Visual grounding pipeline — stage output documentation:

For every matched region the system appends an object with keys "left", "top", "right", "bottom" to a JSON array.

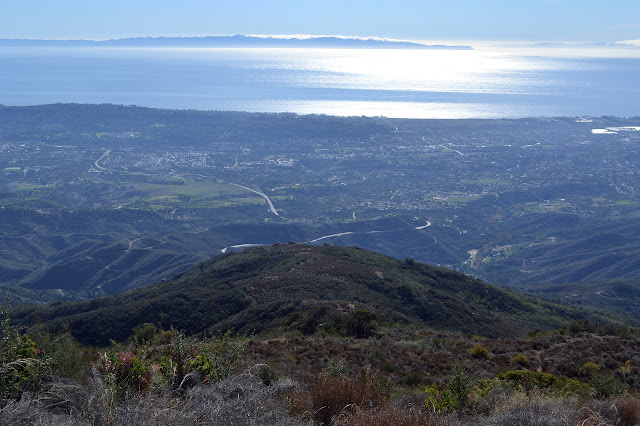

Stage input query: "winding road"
[
  {"left": 92, "top": 153, "right": 278, "bottom": 216},
  {"left": 94, "top": 150, "right": 110, "bottom": 171},
  {"left": 220, "top": 219, "right": 432, "bottom": 253},
  {"left": 224, "top": 182, "right": 279, "bottom": 216},
  {"left": 308, "top": 230, "right": 383, "bottom": 244}
]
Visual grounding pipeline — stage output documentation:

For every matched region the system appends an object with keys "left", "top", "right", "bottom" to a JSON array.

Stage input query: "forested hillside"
[{"left": 12, "top": 244, "right": 586, "bottom": 346}]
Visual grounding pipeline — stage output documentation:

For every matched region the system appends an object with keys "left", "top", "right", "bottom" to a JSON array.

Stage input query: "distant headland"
[{"left": 0, "top": 34, "right": 473, "bottom": 50}]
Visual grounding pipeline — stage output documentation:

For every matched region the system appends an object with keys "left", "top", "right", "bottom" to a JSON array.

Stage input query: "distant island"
[{"left": 0, "top": 34, "right": 473, "bottom": 50}]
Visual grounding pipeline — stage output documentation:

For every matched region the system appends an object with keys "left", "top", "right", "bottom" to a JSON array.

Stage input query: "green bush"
[
  {"left": 471, "top": 344, "right": 489, "bottom": 359},
  {"left": 555, "top": 378, "right": 591, "bottom": 398},
  {"left": 284, "top": 307, "right": 348, "bottom": 336},
  {"left": 28, "top": 324, "right": 87, "bottom": 381},
  {"left": 448, "top": 362, "right": 472, "bottom": 409},
  {"left": 425, "top": 362, "right": 471, "bottom": 412},
  {"left": 132, "top": 323, "right": 162, "bottom": 346},
  {"left": 497, "top": 370, "right": 557, "bottom": 392},
  {"left": 192, "top": 330, "right": 248, "bottom": 383},
  {"left": 146, "top": 328, "right": 249, "bottom": 392},
  {"left": 0, "top": 309, "right": 47, "bottom": 403},
  {"left": 424, "top": 382, "right": 455, "bottom": 413},
  {"left": 95, "top": 350, "right": 151, "bottom": 401},
  {"left": 348, "top": 310, "right": 378, "bottom": 338},
  {"left": 510, "top": 353, "right": 531, "bottom": 368},
  {"left": 589, "top": 370, "right": 626, "bottom": 399},
  {"left": 160, "top": 328, "right": 196, "bottom": 391},
  {"left": 579, "top": 361, "right": 600, "bottom": 376},
  {"left": 284, "top": 307, "right": 378, "bottom": 338},
  {"left": 256, "top": 364, "right": 278, "bottom": 387}
]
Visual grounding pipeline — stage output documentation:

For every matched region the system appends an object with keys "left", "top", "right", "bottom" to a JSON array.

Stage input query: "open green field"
[
  {"left": 445, "top": 195, "right": 483, "bottom": 204},
  {"left": 127, "top": 180, "right": 264, "bottom": 209},
  {"left": 138, "top": 181, "right": 245, "bottom": 197},
  {"left": 463, "top": 178, "right": 509, "bottom": 186}
]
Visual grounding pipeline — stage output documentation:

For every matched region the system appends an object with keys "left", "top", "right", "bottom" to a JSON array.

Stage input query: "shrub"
[
  {"left": 579, "top": 361, "right": 600, "bottom": 377},
  {"left": 322, "top": 357, "right": 348, "bottom": 378},
  {"left": 471, "top": 345, "right": 489, "bottom": 359},
  {"left": 192, "top": 330, "right": 248, "bottom": 384},
  {"left": 555, "top": 378, "right": 591, "bottom": 398},
  {"left": 159, "top": 328, "right": 196, "bottom": 391},
  {"left": 617, "top": 397, "right": 640, "bottom": 426},
  {"left": 348, "top": 310, "right": 378, "bottom": 338},
  {"left": 0, "top": 309, "right": 47, "bottom": 403},
  {"left": 95, "top": 350, "right": 151, "bottom": 401},
  {"left": 510, "top": 354, "right": 531, "bottom": 368},
  {"left": 576, "top": 399, "right": 627, "bottom": 425},
  {"left": 424, "top": 382, "right": 455, "bottom": 413},
  {"left": 425, "top": 362, "right": 472, "bottom": 412},
  {"left": 256, "top": 364, "right": 278, "bottom": 387},
  {"left": 132, "top": 323, "right": 161, "bottom": 346},
  {"left": 589, "top": 371, "right": 626, "bottom": 399},
  {"left": 497, "top": 370, "right": 557, "bottom": 392},
  {"left": 397, "top": 284, "right": 416, "bottom": 302},
  {"left": 565, "top": 319, "right": 639, "bottom": 339},
  {"left": 28, "top": 325, "right": 87, "bottom": 381},
  {"left": 284, "top": 307, "right": 352, "bottom": 336},
  {"left": 448, "top": 362, "right": 472, "bottom": 410},
  {"left": 312, "top": 366, "right": 392, "bottom": 425},
  {"left": 405, "top": 372, "right": 424, "bottom": 388}
]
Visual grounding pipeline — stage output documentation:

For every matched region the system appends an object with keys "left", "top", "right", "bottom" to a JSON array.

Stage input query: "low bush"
[
  {"left": 311, "top": 366, "right": 392, "bottom": 425},
  {"left": 322, "top": 357, "right": 348, "bottom": 378},
  {"left": 554, "top": 378, "right": 591, "bottom": 398},
  {"left": 256, "top": 364, "right": 279, "bottom": 387},
  {"left": 405, "top": 371, "right": 424, "bottom": 387},
  {"left": 131, "top": 322, "right": 162, "bottom": 346},
  {"left": 496, "top": 370, "right": 557, "bottom": 393},
  {"left": 28, "top": 325, "right": 88, "bottom": 381},
  {"left": 425, "top": 382, "right": 456, "bottom": 413},
  {"left": 348, "top": 310, "right": 378, "bottom": 338},
  {"left": 191, "top": 329, "right": 248, "bottom": 384},
  {"left": 283, "top": 307, "right": 379, "bottom": 338},
  {"left": 0, "top": 309, "right": 47, "bottom": 404},
  {"left": 449, "top": 362, "right": 472, "bottom": 410},
  {"left": 471, "top": 345, "right": 489, "bottom": 359},
  {"left": 425, "top": 362, "right": 472, "bottom": 412},
  {"left": 589, "top": 370, "right": 626, "bottom": 399},
  {"left": 579, "top": 361, "right": 600, "bottom": 377},
  {"left": 617, "top": 397, "right": 640, "bottom": 426},
  {"left": 95, "top": 350, "right": 151, "bottom": 402},
  {"left": 510, "top": 354, "right": 531, "bottom": 368}
]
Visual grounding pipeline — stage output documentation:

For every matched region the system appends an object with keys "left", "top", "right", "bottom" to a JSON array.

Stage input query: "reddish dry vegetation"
[
  {"left": 278, "top": 365, "right": 640, "bottom": 425},
  {"left": 248, "top": 328, "right": 640, "bottom": 390}
]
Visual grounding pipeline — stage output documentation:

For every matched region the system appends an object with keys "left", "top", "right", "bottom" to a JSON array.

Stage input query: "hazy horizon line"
[{"left": 1, "top": 33, "right": 638, "bottom": 47}]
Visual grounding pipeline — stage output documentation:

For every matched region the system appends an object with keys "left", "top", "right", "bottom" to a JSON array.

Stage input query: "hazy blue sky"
[{"left": 2, "top": 0, "right": 639, "bottom": 42}]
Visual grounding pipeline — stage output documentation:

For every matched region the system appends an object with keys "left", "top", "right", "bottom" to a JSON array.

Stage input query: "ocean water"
[{"left": 1, "top": 46, "right": 639, "bottom": 118}]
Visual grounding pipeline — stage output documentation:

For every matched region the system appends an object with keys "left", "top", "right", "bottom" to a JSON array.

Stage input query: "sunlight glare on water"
[
  {"left": 247, "top": 48, "right": 568, "bottom": 95},
  {"left": 1, "top": 45, "right": 639, "bottom": 118},
  {"left": 221, "top": 99, "right": 544, "bottom": 119}
]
